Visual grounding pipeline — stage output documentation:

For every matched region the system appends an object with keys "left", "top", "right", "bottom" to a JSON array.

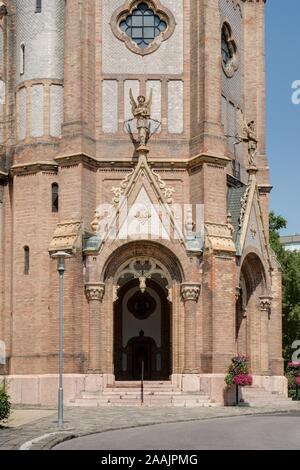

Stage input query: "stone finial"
[
  {"left": 181, "top": 283, "right": 201, "bottom": 302},
  {"left": 85, "top": 283, "right": 105, "bottom": 302}
]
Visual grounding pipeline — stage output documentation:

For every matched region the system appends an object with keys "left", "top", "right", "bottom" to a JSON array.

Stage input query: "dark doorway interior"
[{"left": 114, "top": 278, "right": 171, "bottom": 381}]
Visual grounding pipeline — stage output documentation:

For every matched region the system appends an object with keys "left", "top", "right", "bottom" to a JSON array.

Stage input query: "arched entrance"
[
  {"left": 236, "top": 252, "right": 270, "bottom": 374},
  {"left": 113, "top": 259, "right": 172, "bottom": 381}
]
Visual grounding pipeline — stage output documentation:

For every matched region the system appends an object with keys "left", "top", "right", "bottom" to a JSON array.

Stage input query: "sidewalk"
[{"left": 0, "top": 404, "right": 299, "bottom": 450}]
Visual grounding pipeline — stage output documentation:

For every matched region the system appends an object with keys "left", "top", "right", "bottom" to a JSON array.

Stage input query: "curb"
[{"left": 20, "top": 406, "right": 300, "bottom": 451}]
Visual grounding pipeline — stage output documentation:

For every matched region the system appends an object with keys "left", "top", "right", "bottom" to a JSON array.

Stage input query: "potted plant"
[{"left": 225, "top": 356, "right": 253, "bottom": 406}]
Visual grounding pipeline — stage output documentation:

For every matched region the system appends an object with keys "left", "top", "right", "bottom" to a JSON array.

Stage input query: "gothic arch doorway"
[
  {"left": 236, "top": 253, "right": 269, "bottom": 374},
  {"left": 113, "top": 257, "right": 172, "bottom": 381}
]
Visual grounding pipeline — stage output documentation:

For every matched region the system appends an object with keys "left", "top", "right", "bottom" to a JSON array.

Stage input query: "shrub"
[{"left": 0, "top": 384, "right": 11, "bottom": 423}]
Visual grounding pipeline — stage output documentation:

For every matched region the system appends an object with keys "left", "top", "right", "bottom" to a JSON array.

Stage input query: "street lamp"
[{"left": 51, "top": 251, "right": 72, "bottom": 429}]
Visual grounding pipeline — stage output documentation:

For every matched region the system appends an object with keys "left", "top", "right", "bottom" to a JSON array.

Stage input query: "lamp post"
[{"left": 51, "top": 251, "right": 71, "bottom": 429}]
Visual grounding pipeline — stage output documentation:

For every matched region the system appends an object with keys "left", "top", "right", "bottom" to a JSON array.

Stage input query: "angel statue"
[{"left": 129, "top": 89, "right": 153, "bottom": 147}]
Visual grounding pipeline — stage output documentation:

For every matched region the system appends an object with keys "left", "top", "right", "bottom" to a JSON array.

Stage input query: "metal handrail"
[{"left": 141, "top": 360, "right": 144, "bottom": 406}]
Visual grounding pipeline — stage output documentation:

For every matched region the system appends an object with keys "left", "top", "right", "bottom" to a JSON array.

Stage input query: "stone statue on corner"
[
  {"left": 244, "top": 120, "right": 258, "bottom": 167},
  {"left": 237, "top": 110, "right": 258, "bottom": 167}
]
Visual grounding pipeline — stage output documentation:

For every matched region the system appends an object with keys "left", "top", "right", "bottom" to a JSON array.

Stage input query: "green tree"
[{"left": 269, "top": 212, "right": 300, "bottom": 364}]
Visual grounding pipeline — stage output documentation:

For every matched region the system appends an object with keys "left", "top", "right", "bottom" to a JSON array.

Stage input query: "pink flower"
[
  {"left": 233, "top": 374, "right": 253, "bottom": 387},
  {"left": 295, "top": 377, "right": 300, "bottom": 386},
  {"left": 288, "top": 362, "right": 300, "bottom": 368}
]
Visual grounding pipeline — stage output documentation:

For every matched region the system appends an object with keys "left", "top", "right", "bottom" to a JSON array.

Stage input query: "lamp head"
[{"left": 51, "top": 251, "right": 72, "bottom": 274}]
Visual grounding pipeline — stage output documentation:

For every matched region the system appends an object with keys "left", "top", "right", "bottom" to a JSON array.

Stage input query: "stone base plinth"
[
  {"left": 0, "top": 374, "right": 113, "bottom": 406},
  {"left": 181, "top": 374, "right": 201, "bottom": 392},
  {"left": 0, "top": 374, "right": 289, "bottom": 407}
]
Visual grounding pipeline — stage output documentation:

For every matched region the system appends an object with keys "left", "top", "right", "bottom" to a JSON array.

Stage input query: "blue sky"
[{"left": 266, "top": 0, "right": 300, "bottom": 234}]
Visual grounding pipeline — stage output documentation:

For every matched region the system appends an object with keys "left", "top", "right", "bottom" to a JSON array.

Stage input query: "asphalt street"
[{"left": 54, "top": 412, "right": 300, "bottom": 450}]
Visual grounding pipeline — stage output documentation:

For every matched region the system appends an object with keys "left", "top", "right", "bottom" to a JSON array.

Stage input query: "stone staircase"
[
  {"left": 239, "top": 386, "right": 293, "bottom": 407},
  {"left": 70, "top": 381, "right": 217, "bottom": 408}
]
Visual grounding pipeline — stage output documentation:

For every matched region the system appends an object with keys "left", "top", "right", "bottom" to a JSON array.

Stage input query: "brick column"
[
  {"left": 181, "top": 283, "right": 201, "bottom": 373},
  {"left": 260, "top": 296, "right": 272, "bottom": 375},
  {"left": 85, "top": 283, "right": 105, "bottom": 373}
]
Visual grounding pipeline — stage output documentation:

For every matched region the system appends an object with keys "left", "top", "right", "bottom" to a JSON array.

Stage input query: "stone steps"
[
  {"left": 70, "top": 381, "right": 216, "bottom": 408},
  {"left": 239, "top": 387, "right": 292, "bottom": 407},
  {"left": 70, "top": 396, "right": 217, "bottom": 408}
]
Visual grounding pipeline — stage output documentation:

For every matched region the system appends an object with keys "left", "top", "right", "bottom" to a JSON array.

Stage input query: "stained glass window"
[{"left": 119, "top": 2, "right": 167, "bottom": 49}]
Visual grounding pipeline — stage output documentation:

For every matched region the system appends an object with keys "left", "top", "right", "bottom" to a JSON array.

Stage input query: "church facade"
[{"left": 0, "top": 0, "right": 287, "bottom": 406}]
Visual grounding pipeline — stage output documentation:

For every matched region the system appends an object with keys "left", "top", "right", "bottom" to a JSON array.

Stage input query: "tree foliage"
[
  {"left": 269, "top": 212, "right": 300, "bottom": 364},
  {"left": 0, "top": 384, "right": 11, "bottom": 423}
]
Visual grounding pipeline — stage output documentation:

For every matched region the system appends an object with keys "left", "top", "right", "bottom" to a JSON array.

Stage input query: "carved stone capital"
[
  {"left": 181, "top": 283, "right": 201, "bottom": 302},
  {"left": 85, "top": 283, "right": 105, "bottom": 302},
  {"left": 260, "top": 296, "right": 272, "bottom": 313}
]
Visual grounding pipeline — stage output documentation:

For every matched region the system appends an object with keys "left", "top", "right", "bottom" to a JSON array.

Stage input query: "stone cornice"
[
  {"left": 54, "top": 152, "right": 231, "bottom": 171},
  {"left": 10, "top": 161, "right": 58, "bottom": 176},
  {"left": 258, "top": 184, "right": 273, "bottom": 195}
]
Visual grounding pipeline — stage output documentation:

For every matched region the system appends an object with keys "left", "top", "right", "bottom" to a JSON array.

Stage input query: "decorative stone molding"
[
  {"left": 114, "top": 257, "right": 172, "bottom": 291},
  {"left": 239, "top": 186, "right": 250, "bottom": 229},
  {"left": 49, "top": 221, "right": 82, "bottom": 254},
  {"left": 85, "top": 283, "right": 105, "bottom": 302},
  {"left": 113, "top": 285, "right": 120, "bottom": 303},
  {"left": 260, "top": 296, "right": 272, "bottom": 314},
  {"left": 152, "top": 169, "right": 175, "bottom": 204},
  {"left": 181, "top": 283, "right": 201, "bottom": 302},
  {"left": 205, "top": 223, "right": 236, "bottom": 253},
  {"left": 110, "top": 0, "right": 176, "bottom": 56},
  {"left": 112, "top": 168, "right": 134, "bottom": 205}
]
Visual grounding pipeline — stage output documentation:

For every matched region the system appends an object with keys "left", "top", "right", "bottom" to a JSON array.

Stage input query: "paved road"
[{"left": 54, "top": 413, "right": 300, "bottom": 450}]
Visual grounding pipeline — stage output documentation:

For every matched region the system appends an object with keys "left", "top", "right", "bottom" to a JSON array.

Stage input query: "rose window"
[{"left": 119, "top": 2, "right": 167, "bottom": 49}]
